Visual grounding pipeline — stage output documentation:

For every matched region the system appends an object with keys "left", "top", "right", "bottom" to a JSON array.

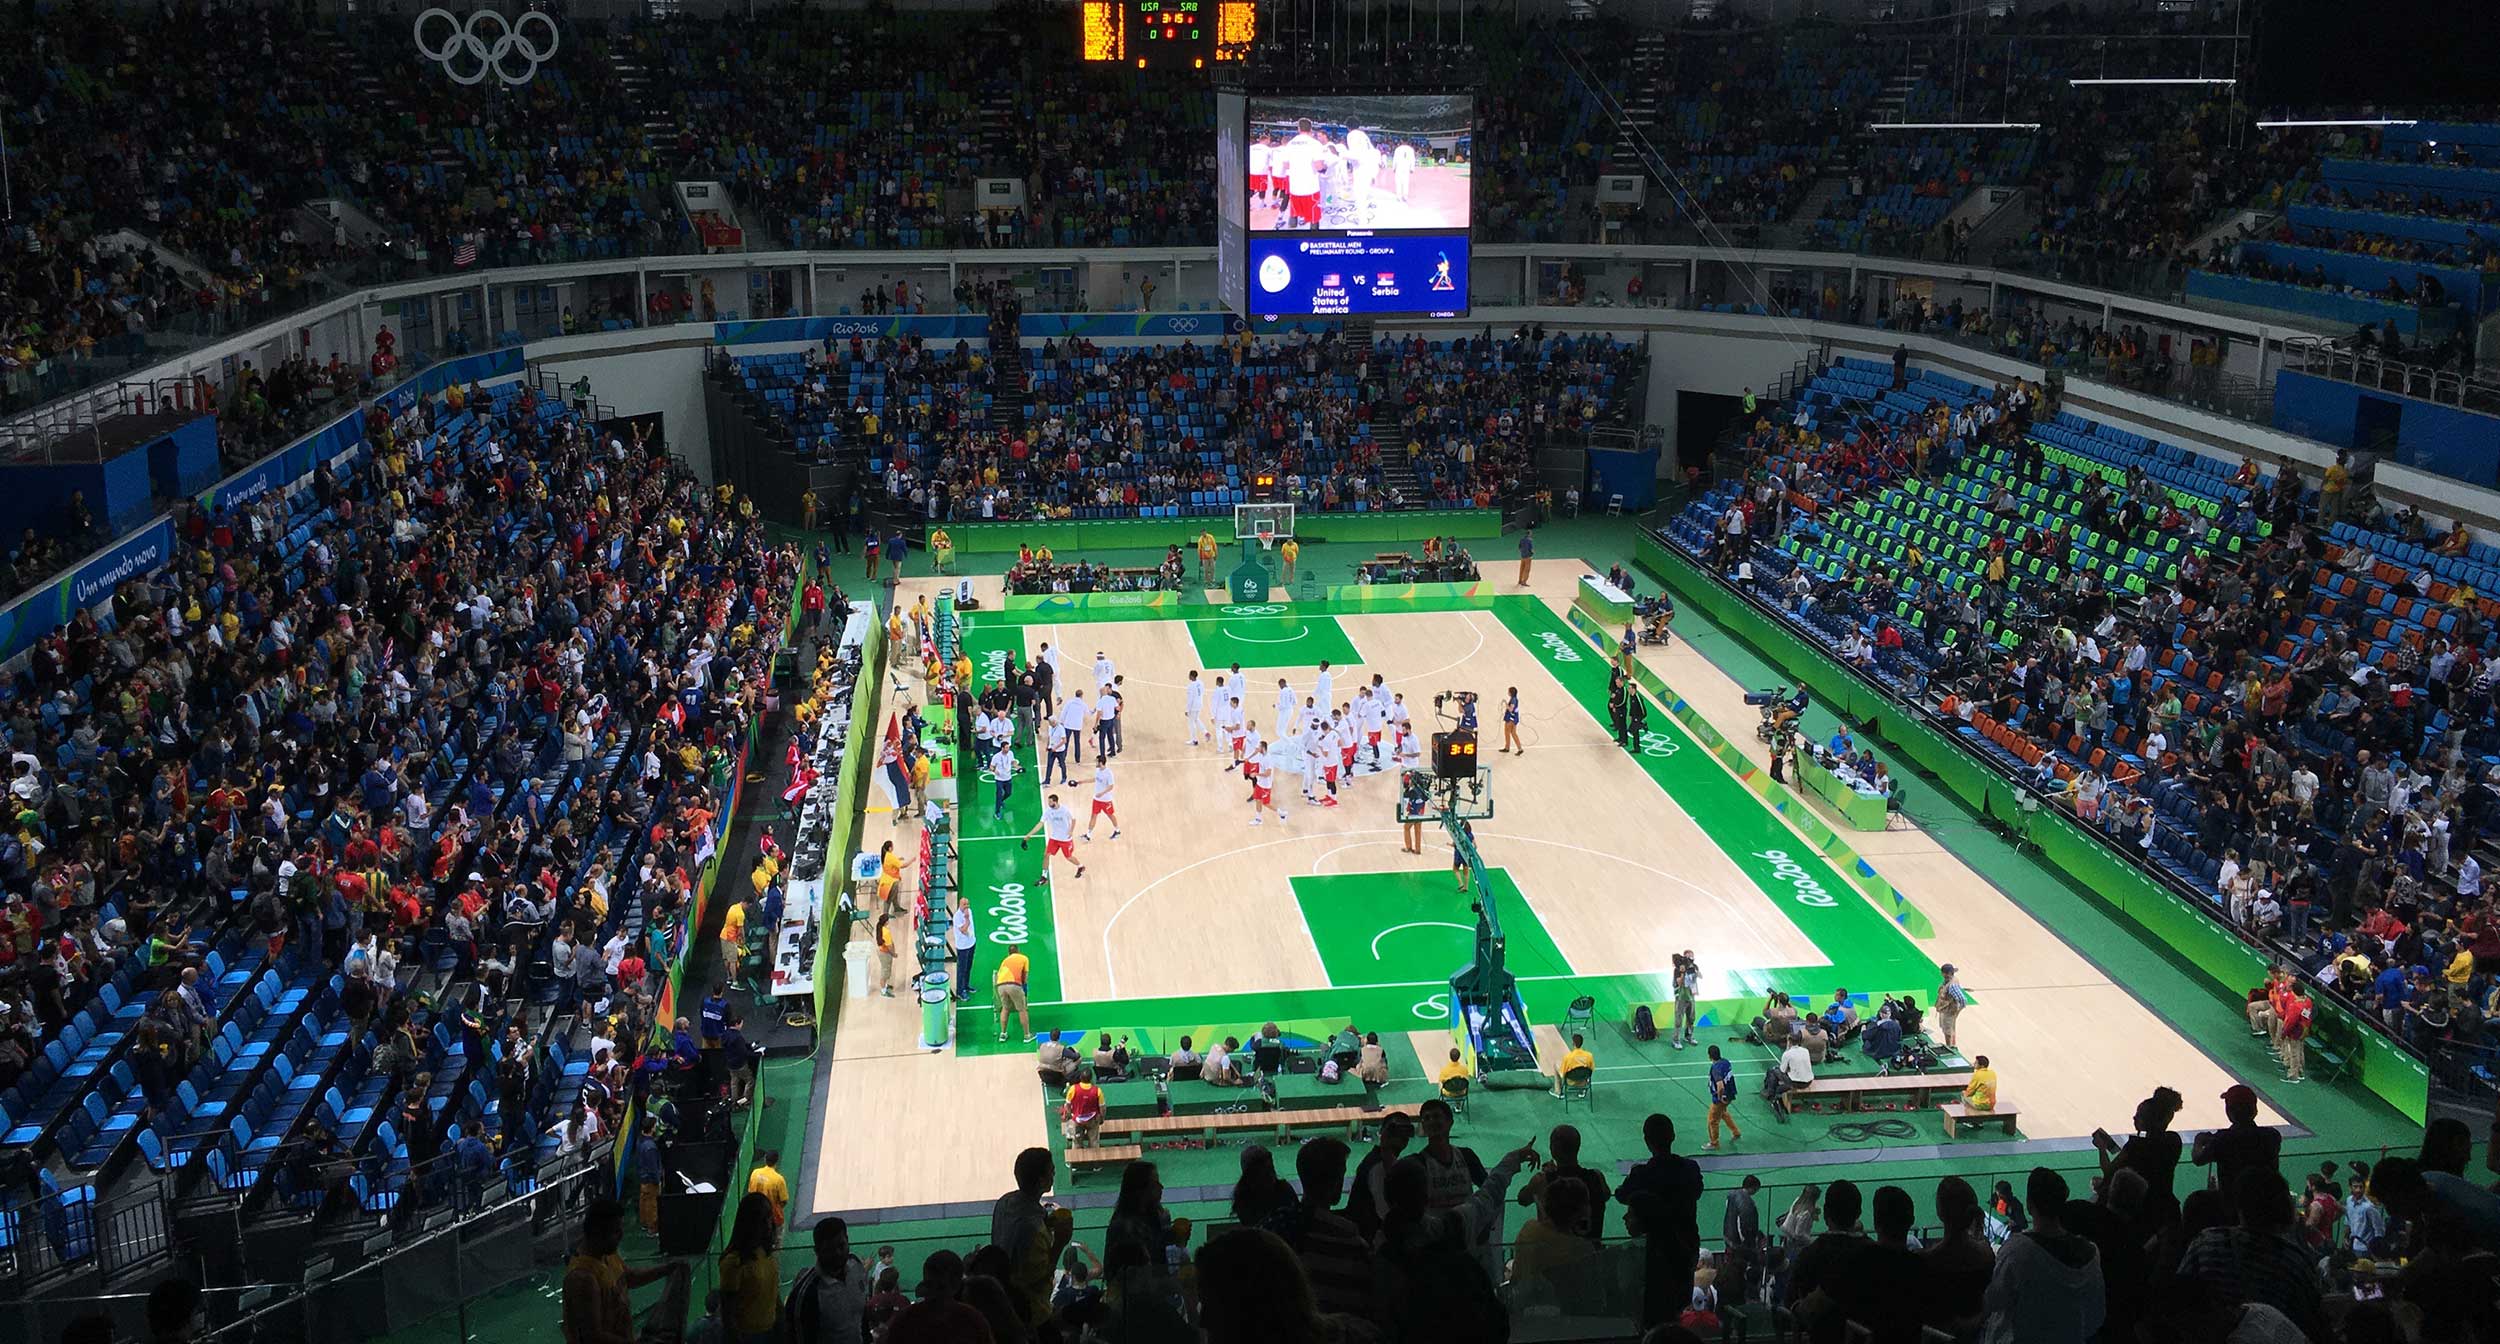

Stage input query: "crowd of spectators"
[
  {"left": 0, "top": 370, "right": 795, "bottom": 1218},
  {"left": 736, "top": 328, "right": 1641, "bottom": 526},
  {"left": 3, "top": 1, "right": 2477, "bottom": 433},
  {"left": 566, "top": 1102, "right": 2500, "bottom": 1344},
  {"left": 1385, "top": 332, "right": 1646, "bottom": 510},
  {"left": 1692, "top": 358, "right": 2500, "bottom": 1084}
]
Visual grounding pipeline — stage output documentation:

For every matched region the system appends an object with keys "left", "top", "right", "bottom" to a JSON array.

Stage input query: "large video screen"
[
  {"left": 1217, "top": 91, "right": 1248, "bottom": 326},
  {"left": 1245, "top": 93, "right": 1471, "bottom": 232},
  {"left": 1235, "top": 90, "right": 1471, "bottom": 321},
  {"left": 1248, "top": 235, "right": 1467, "bottom": 318}
]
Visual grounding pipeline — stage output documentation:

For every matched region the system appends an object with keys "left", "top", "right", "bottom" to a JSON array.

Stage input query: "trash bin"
[
  {"left": 843, "top": 939, "right": 872, "bottom": 1001},
  {"left": 919, "top": 973, "right": 952, "bottom": 1049}
]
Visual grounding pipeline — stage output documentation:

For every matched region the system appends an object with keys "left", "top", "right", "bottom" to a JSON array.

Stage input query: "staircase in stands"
[
  {"left": 1370, "top": 394, "right": 1423, "bottom": 505},
  {"left": 987, "top": 331, "right": 1030, "bottom": 437},
  {"left": 1604, "top": 33, "right": 1672, "bottom": 174}
]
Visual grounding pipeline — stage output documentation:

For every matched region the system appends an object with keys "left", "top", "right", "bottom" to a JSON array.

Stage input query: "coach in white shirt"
[
  {"left": 1096, "top": 680, "right": 1124, "bottom": 759},
  {"left": 1056, "top": 690, "right": 1091, "bottom": 766}
]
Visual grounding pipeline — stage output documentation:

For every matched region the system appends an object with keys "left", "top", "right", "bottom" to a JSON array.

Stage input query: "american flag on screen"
[{"left": 1321, "top": 273, "right": 1341, "bottom": 287}]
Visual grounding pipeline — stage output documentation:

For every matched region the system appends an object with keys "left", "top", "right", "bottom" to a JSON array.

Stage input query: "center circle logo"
[
  {"left": 1223, "top": 604, "right": 1286, "bottom": 616},
  {"left": 1258, "top": 254, "right": 1293, "bottom": 294}
]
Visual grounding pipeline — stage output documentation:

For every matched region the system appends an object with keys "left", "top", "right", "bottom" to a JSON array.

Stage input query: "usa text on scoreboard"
[{"left": 1081, "top": 0, "right": 1255, "bottom": 67}]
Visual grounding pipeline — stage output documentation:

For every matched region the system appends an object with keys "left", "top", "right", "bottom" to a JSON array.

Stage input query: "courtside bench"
[
  {"left": 1064, "top": 1144, "right": 1143, "bottom": 1178},
  {"left": 1791, "top": 1071, "right": 1973, "bottom": 1111},
  {"left": 1101, "top": 1100, "right": 1423, "bottom": 1148},
  {"left": 1939, "top": 1101, "right": 2019, "bottom": 1138}
]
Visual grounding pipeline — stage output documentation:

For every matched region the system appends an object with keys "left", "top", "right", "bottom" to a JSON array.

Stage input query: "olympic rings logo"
[
  {"left": 1164, "top": 318, "right": 1202, "bottom": 334},
  {"left": 1222, "top": 604, "right": 1286, "bottom": 616},
  {"left": 414, "top": 7, "right": 560, "bottom": 87}
]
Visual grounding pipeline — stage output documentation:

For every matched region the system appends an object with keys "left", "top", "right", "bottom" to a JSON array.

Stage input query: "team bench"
[
  {"left": 1064, "top": 1144, "right": 1144, "bottom": 1178},
  {"left": 1791, "top": 1071, "right": 1974, "bottom": 1111},
  {"left": 1939, "top": 1102, "right": 2019, "bottom": 1138},
  {"left": 1100, "top": 1100, "right": 1424, "bottom": 1148}
]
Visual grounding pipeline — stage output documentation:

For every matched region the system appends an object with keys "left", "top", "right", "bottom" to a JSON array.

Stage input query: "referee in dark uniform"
[
  {"left": 1626, "top": 687, "right": 1650, "bottom": 752},
  {"left": 1607, "top": 669, "right": 1631, "bottom": 746}
]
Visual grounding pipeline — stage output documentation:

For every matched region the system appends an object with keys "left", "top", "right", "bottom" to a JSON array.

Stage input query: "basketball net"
[{"left": 1256, "top": 524, "right": 1277, "bottom": 552}]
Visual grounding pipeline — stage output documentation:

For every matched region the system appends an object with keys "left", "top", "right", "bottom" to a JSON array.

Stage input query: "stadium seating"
[
  {"left": 1672, "top": 355, "right": 2500, "bottom": 1085},
  {"left": 0, "top": 368, "right": 792, "bottom": 1284}
]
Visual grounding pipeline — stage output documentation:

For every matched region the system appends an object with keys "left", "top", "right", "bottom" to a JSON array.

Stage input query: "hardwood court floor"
[{"left": 805, "top": 563, "right": 2285, "bottom": 1217}]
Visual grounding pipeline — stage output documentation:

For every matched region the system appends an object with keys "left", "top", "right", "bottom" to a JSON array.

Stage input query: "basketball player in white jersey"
[
  {"left": 1273, "top": 678, "right": 1297, "bottom": 733},
  {"left": 1396, "top": 722, "right": 1425, "bottom": 775},
  {"left": 1084, "top": 760, "right": 1120, "bottom": 840},
  {"left": 1352, "top": 688, "right": 1381, "bottom": 771},
  {"left": 1185, "top": 669, "right": 1207, "bottom": 747},
  {"left": 1022, "top": 792, "right": 1086, "bottom": 881},
  {"left": 1248, "top": 132, "right": 1274, "bottom": 216},
  {"left": 1314, "top": 660, "right": 1335, "bottom": 713},
  {"left": 1310, "top": 714, "right": 1330, "bottom": 799},
  {"left": 1279, "top": 119, "right": 1326, "bottom": 229},
  {"left": 1248, "top": 744, "right": 1287, "bottom": 825},
  {"left": 1093, "top": 651, "right": 1117, "bottom": 695},
  {"left": 1344, "top": 129, "right": 1381, "bottom": 226},
  {"left": 1392, "top": 139, "right": 1417, "bottom": 203},
  {"left": 1223, "top": 697, "right": 1249, "bottom": 767},
  {"left": 1314, "top": 715, "right": 1344, "bottom": 807},
  {"left": 1335, "top": 707, "right": 1360, "bottom": 784}
]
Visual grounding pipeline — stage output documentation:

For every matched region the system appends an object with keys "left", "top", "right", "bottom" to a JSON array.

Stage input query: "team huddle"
[
  {"left": 1187, "top": 659, "right": 1424, "bottom": 826},
  {"left": 973, "top": 645, "right": 1437, "bottom": 897},
  {"left": 1247, "top": 119, "right": 1436, "bottom": 231}
]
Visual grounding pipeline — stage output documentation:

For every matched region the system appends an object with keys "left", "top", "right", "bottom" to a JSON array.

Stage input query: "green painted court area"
[
  {"left": 1291, "top": 868, "right": 1572, "bottom": 990},
  {"left": 1184, "top": 609, "right": 1364, "bottom": 670}
]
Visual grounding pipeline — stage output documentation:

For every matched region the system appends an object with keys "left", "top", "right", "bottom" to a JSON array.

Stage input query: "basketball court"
[{"left": 804, "top": 512, "right": 2288, "bottom": 1219}]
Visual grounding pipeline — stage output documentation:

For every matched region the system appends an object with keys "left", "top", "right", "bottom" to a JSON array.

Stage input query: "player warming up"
[
  {"left": 1248, "top": 743, "right": 1288, "bottom": 826},
  {"left": 1085, "top": 761, "right": 1121, "bottom": 841},
  {"left": 1186, "top": 670, "right": 1206, "bottom": 747},
  {"left": 1023, "top": 793, "right": 1087, "bottom": 880}
]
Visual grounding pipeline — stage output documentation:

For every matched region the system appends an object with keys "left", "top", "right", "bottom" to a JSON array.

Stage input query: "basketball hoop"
[{"left": 1255, "top": 522, "right": 1277, "bottom": 551}]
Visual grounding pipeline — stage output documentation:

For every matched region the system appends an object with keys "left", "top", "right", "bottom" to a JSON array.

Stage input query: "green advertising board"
[{"left": 943, "top": 508, "right": 1501, "bottom": 555}]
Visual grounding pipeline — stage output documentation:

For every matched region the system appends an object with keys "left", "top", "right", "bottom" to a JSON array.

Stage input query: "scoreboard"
[{"left": 1081, "top": 0, "right": 1255, "bottom": 68}]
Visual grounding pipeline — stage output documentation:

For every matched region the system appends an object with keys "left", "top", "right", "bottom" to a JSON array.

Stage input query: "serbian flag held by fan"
[{"left": 866, "top": 712, "right": 903, "bottom": 814}]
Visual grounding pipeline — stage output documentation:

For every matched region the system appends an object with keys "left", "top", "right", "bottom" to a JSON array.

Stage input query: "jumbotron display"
[{"left": 1219, "top": 89, "right": 1473, "bottom": 321}]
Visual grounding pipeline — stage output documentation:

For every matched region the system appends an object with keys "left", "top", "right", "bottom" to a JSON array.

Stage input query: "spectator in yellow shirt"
[
  {"left": 716, "top": 1193, "right": 782, "bottom": 1341},
  {"left": 1555, "top": 1034, "right": 1595, "bottom": 1095},
  {"left": 746, "top": 1149, "right": 789, "bottom": 1226},
  {"left": 719, "top": 900, "right": 748, "bottom": 983},
  {"left": 995, "top": 948, "right": 1033, "bottom": 1041},
  {"left": 1439, "top": 1047, "right": 1471, "bottom": 1089},
  {"left": 1962, "top": 1056, "right": 1998, "bottom": 1112}
]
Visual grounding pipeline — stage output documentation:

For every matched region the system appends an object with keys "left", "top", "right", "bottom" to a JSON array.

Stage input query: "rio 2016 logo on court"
[
  {"left": 987, "top": 882, "right": 1031, "bottom": 945},
  {"left": 1533, "top": 630, "right": 1583, "bottom": 663},
  {"left": 980, "top": 648, "right": 1010, "bottom": 683},
  {"left": 1223, "top": 604, "right": 1286, "bottom": 616},
  {"left": 1752, "top": 849, "right": 1838, "bottom": 907}
]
